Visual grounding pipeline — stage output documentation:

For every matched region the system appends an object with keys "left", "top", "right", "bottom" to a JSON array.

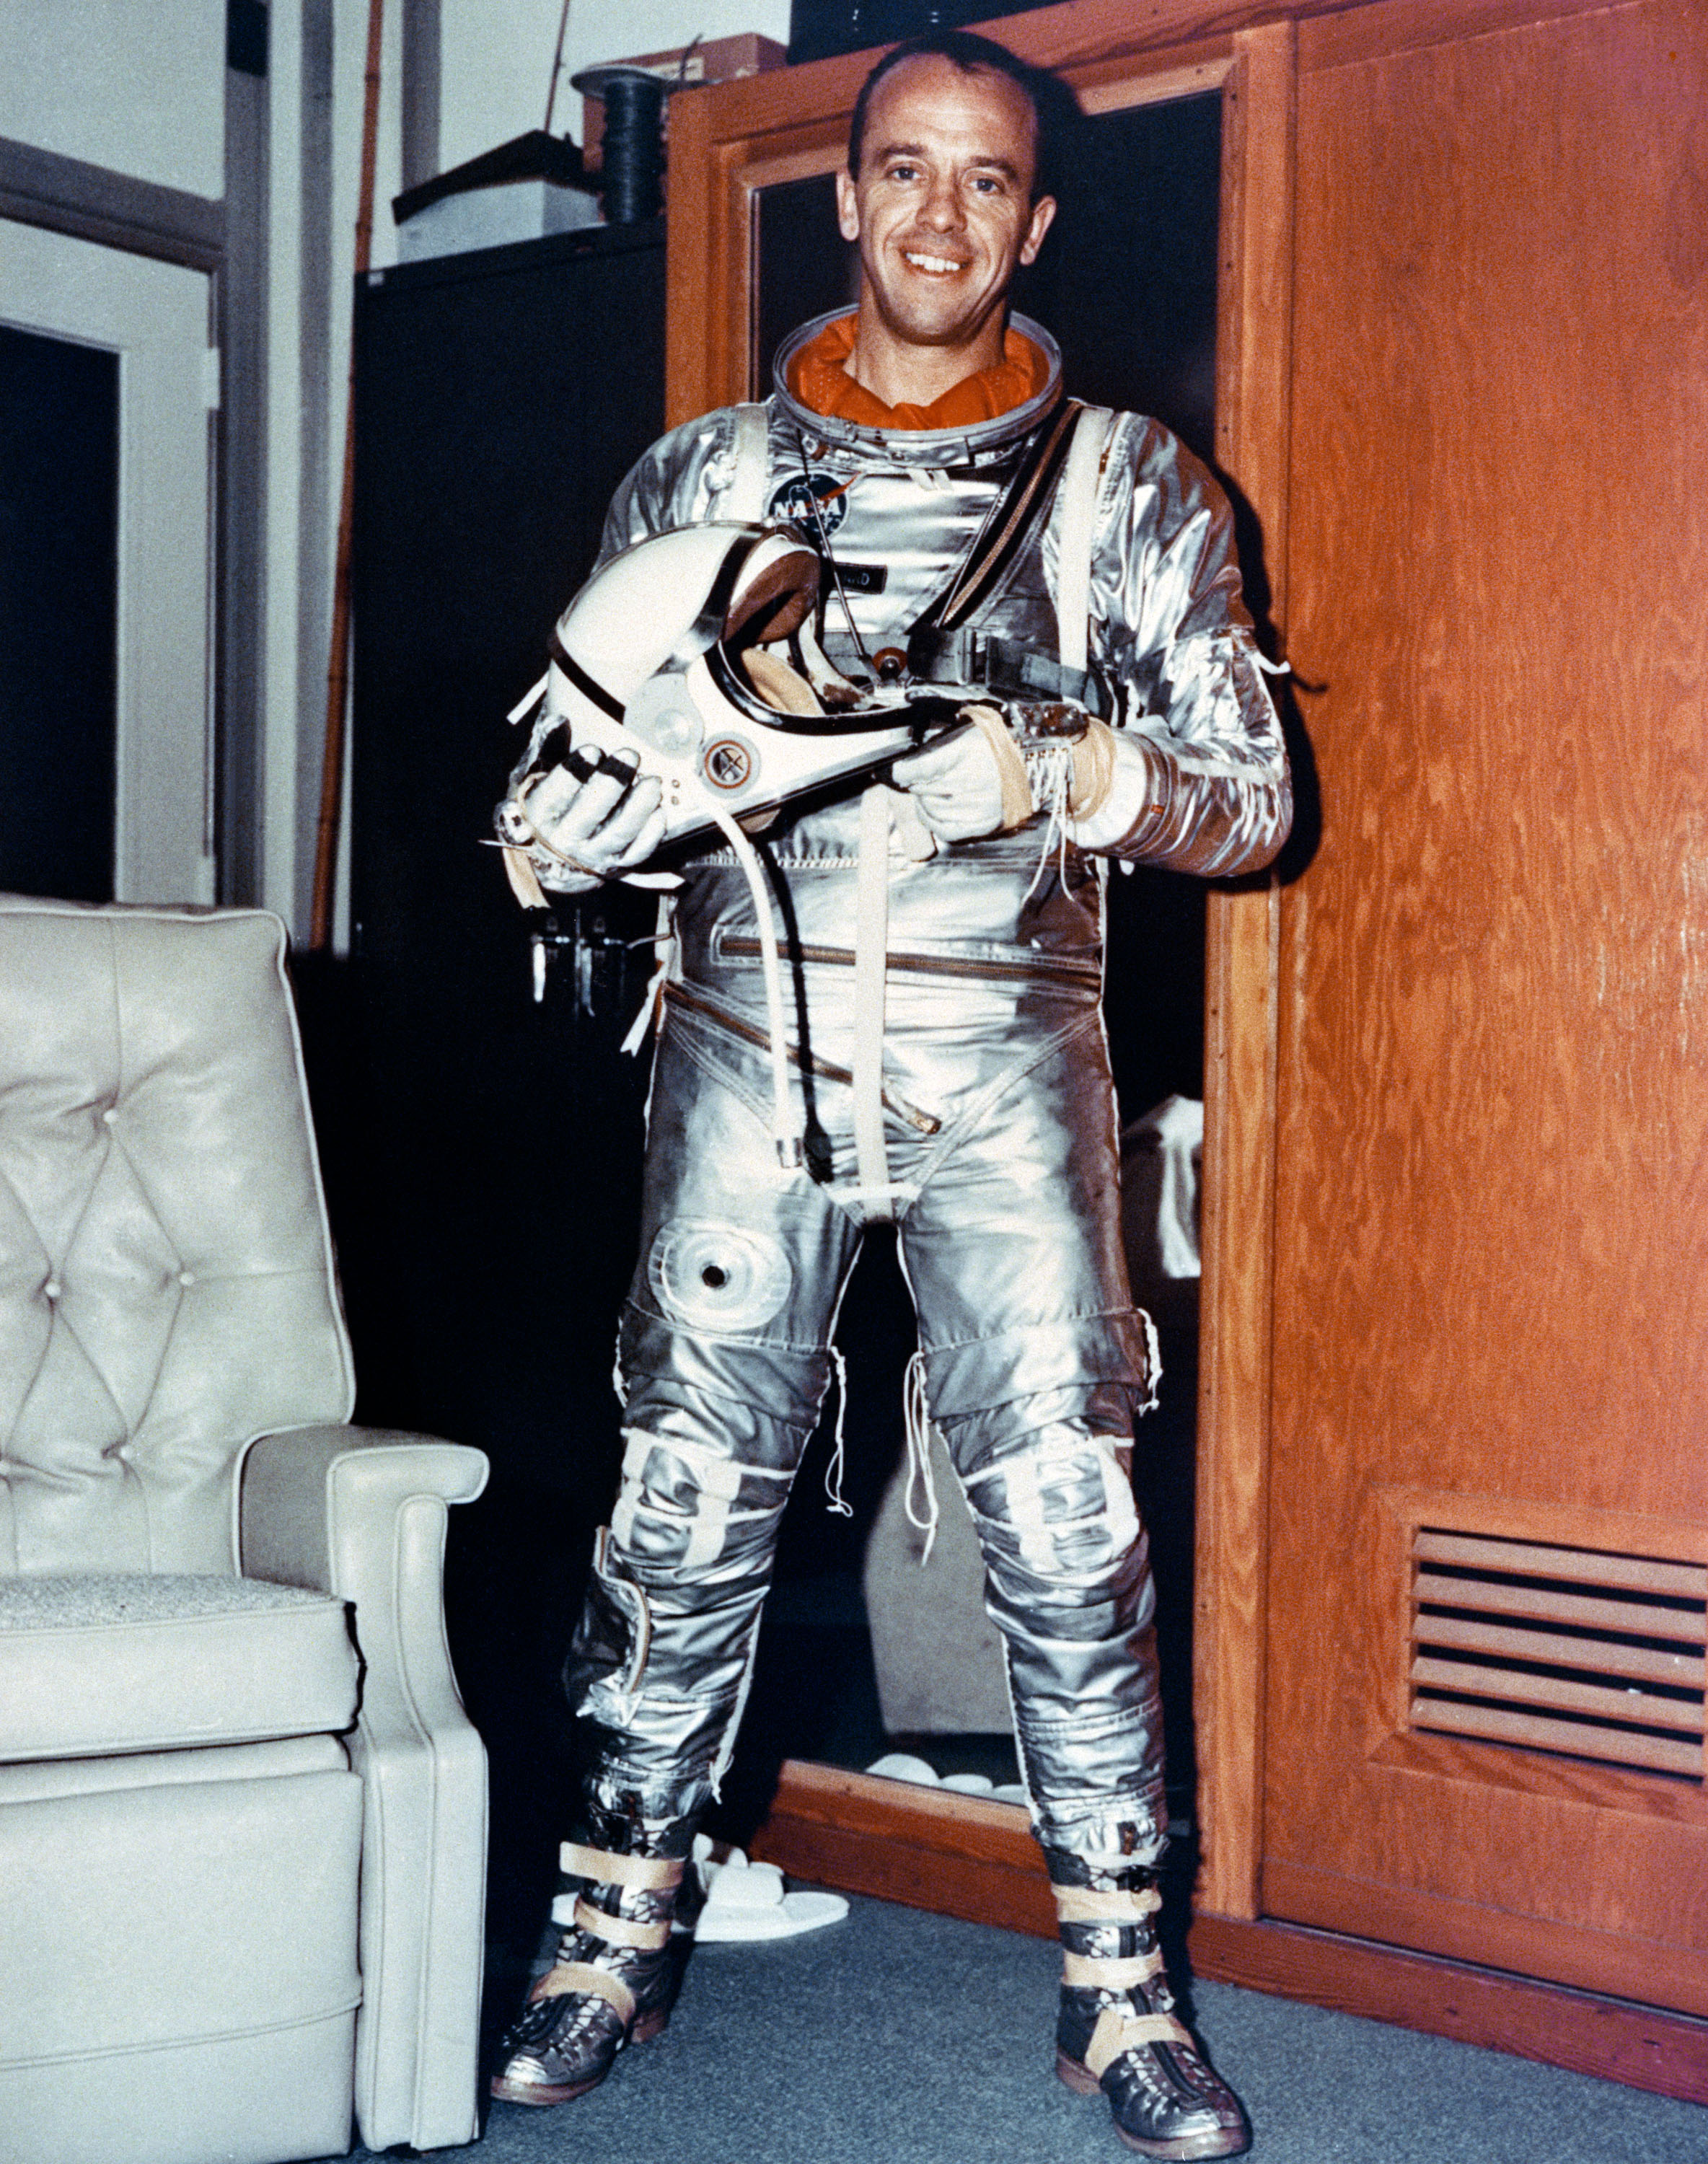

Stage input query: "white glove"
[
  {"left": 1062, "top": 726, "right": 1153, "bottom": 853},
  {"left": 498, "top": 745, "right": 666, "bottom": 893},
  {"left": 888, "top": 722, "right": 1009, "bottom": 842}
]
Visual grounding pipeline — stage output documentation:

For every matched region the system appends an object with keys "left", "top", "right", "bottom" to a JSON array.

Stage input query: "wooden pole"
[
  {"left": 309, "top": 0, "right": 386, "bottom": 951},
  {"left": 544, "top": 0, "right": 573, "bottom": 133}
]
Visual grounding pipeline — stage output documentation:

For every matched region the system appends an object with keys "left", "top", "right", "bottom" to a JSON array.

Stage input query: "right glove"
[
  {"left": 496, "top": 744, "right": 666, "bottom": 903},
  {"left": 888, "top": 707, "right": 1041, "bottom": 841}
]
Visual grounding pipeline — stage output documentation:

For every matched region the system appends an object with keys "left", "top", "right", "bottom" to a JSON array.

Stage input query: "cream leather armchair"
[{"left": 0, "top": 898, "right": 489, "bottom": 2164}]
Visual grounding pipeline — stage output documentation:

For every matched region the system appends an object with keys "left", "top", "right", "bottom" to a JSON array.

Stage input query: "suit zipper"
[
  {"left": 664, "top": 980, "right": 942, "bottom": 1135},
  {"left": 719, "top": 935, "right": 1100, "bottom": 991}
]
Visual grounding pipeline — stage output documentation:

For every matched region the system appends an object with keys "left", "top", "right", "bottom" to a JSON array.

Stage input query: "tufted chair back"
[{"left": 0, "top": 899, "right": 355, "bottom": 1578}]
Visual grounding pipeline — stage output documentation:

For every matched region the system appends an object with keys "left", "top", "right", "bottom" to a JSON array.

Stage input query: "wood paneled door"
[{"left": 1264, "top": 0, "right": 1708, "bottom": 2020}]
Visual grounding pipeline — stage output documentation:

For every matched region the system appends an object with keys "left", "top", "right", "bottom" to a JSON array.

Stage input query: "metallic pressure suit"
[{"left": 565, "top": 313, "right": 1290, "bottom": 1864}]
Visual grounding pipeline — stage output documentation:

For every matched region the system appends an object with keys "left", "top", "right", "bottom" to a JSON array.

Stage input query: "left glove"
[{"left": 1060, "top": 723, "right": 1153, "bottom": 853}]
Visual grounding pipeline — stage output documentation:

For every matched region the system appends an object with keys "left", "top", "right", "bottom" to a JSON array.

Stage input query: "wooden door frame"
[
  {"left": 663, "top": 0, "right": 1295, "bottom": 419},
  {"left": 659, "top": 0, "right": 1708, "bottom": 2101},
  {"left": 664, "top": 0, "right": 1292, "bottom": 1918}
]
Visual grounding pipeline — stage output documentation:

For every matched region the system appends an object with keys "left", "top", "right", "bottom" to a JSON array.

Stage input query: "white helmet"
[{"left": 528, "top": 523, "right": 946, "bottom": 847}]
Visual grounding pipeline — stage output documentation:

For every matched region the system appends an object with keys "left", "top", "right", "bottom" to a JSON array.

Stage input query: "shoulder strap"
[
  {"left": 912, "top": 396, "right": 1081, "bottom": 641},
  {"left": 723, "top": 403, "right": 772, "bottom": 526},
  {"left": 1051, "top": 403, "right": 1114, "bottom": 677}
]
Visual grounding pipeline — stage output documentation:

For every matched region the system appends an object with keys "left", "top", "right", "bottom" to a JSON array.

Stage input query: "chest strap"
[
  {"left": 1052, "top": 403, "right": 1114, "bottom": 677},
  {"left": 724, "top": 403, "right": 772, "bottom": 525},
  {"left": 905, "top": 628, "right": 1112, "bottom": 716},
  {"left": 904, "top": 400, "right": 1115, "bottom": 700}
]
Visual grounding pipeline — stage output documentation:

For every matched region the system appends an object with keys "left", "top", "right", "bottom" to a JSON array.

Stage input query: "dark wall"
[{"left": 317, "top": 222, "right": 667, "bottom": 1987}]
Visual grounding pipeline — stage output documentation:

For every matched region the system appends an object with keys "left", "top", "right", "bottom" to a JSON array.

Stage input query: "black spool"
[{"left": 573, "top": 65, "right": 666, "bottom": 226}]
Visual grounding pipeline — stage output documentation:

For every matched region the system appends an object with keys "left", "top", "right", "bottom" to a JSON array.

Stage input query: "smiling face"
[{"left": 835, "top": 55, "right": 1057, "bottom": 405}]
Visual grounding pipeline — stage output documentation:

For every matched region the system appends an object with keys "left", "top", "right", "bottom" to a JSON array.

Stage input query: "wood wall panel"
[
  {"left": 1188, "top": 1911, "right": 1708, "bottom": 2105},
  {"left": 1262, "top": 0, "right": 1708, "bottom": 2000}
]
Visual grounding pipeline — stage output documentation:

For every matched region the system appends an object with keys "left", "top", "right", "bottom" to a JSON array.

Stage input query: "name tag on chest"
[{"left": 834, "top": 561, "right": 888, "bottom": 594}]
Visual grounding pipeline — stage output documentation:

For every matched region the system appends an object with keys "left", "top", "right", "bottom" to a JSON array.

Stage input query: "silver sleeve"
[
  {"left": 1088, "top": 417, "right": 1292, "bottom": 879},
  {"left": 594, "top": 408, "right": 752, "bottom": 569}
]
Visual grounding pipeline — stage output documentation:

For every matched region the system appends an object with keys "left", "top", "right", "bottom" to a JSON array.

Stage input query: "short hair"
[{"left": 845, "top": 30, "right": 1078, "bottom": 203}]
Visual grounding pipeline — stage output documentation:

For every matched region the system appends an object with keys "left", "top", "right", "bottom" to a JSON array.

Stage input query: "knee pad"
[
  {"left": 962, "top": 1428, "right": 1141, "bottom": 1588},
  {"left": 609, "top": 1426, "right": 791, "bottom": 1576}
]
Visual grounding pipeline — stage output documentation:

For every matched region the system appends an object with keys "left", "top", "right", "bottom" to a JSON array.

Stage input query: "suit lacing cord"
[
  {"left": 902, "top": 1350, "right": 941, "bottom": 1565},
  {"left": 823, "top": 1345, "right": 853, "bottom": 1519}
]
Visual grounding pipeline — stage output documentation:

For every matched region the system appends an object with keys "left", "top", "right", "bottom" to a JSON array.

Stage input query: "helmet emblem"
[{"left": 703, "top": 736, "right": 756, "bottom": 791}]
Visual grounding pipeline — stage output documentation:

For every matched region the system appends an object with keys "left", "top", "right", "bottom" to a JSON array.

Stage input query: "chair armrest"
[
  {"left": 239, "top": 1423, "right": 487, "bottom": 1596},
  {"left": 238, "top": 1424, "right": 490, "bottom": 2152},
  {"left": 237, "top": 1419, "right": 488, "bottom": 1767}
]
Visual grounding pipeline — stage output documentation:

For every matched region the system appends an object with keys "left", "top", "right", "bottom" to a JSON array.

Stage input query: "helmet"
[{"left": 528, "top": 523, "right": 949, "bottom": 847}]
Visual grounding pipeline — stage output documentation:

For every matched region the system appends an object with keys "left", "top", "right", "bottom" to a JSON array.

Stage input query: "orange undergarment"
[{"left": 787, "top": 312, "right": 1049, "bottom": 432}]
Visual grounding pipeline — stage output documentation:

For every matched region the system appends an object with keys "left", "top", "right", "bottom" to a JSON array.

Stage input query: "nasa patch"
[{"left": 767, "top": 472, "right": 848, "bottom": 540}]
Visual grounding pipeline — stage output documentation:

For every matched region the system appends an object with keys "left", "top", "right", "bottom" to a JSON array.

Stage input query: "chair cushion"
[
  {"left": 0, "top": 1573, "right": 360, "bottom": 1759},
  {"left": 0, "top": 1749, "right": 363, "bottom": 2164}
]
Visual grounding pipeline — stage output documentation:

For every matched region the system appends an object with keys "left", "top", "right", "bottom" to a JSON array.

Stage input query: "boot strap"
[
  {"left": 1051, "top": 1882, "right": 1162, "bottom": 1925},
  {"left": 560, "top": 1839, "right": 686, "bottom": 1892},
  {"left": 528, "top": 1960, "right": 637, "bottom": 2027},
  {"left": 1085, "top": 2005, "right": 1194, "bottom": 2079},
  {"left": 572, "top": 1899, "right": 672, "bottom": 1952},
  {"left": 1062, "top": 1947, "right": 1165, "bottom": 1991}
]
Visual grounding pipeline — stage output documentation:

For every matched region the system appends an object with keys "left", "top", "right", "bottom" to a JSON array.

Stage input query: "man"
[{"left": 490, "top": 32, "right": 1289, "bottom": 2160}]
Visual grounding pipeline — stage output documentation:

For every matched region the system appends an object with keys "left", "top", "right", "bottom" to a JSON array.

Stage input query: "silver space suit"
[{"left": 565, "top": 312, "right": 1290, "bottom": 1866}]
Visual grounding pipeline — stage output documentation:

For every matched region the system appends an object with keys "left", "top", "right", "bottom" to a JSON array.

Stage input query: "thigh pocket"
[{"left": 567, "top": 1526, "right": 652, "bottom": 1700}]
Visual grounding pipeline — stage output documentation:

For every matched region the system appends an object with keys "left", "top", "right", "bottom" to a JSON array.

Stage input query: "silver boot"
[
  {"left": 1049, "top": 1848, "right": 1250, "bottom": 2160},
  {"left": 490, "top": 1813, "right": 696, "bottom": 2107}
]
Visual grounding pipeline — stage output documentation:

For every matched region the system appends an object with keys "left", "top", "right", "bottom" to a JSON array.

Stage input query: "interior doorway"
[
  {"left": 0, "top": 322, "right": 118, "bottom": 901},
  {"left": 0, "top": 221, "right": 216, "bottom": 905},
  {"left": 726, "top": 91, "right": 1228, "bottom": 1835}
]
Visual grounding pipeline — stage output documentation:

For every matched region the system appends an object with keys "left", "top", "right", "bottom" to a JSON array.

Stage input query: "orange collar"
[{"left": 786, "top": 312, "right": 1050, "bottom": 432}]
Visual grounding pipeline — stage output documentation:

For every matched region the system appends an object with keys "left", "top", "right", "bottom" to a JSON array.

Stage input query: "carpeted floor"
[{"left": 346, "top": 1894, "right": 1707, "bottom": 2164}]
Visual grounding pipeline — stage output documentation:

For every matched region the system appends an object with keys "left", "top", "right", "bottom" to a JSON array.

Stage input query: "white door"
[{"left": 1, "top": 219, "right": 216, "bottom": 903}]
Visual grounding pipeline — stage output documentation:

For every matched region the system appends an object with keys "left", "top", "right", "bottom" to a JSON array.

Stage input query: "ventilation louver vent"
[{"left": 1409, "top": 1529, "right": 1707, "bottom": 1781}]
